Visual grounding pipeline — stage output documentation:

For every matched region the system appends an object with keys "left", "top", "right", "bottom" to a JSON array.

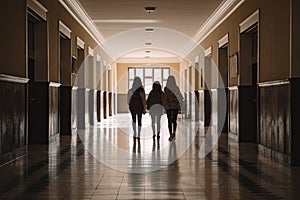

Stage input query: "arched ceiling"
[{"left": 61, "top": 0, "right": 242, "bottom": 61}]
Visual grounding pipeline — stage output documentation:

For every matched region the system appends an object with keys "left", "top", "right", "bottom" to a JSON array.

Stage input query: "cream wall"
[
  {"left": 187, "top": 0, "right": 291, "bottom": 84},
  {"left": 0, "top": 1, "right": 27, "bottom": 77},
  {"left": 0, "top": 0, "right": 111, "bottom": 87},
  {"left": 117, "top": 63, "right": 180, "bottom": 94}
]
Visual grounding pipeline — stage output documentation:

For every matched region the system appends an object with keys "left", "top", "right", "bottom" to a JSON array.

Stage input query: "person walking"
[
  {"left": 127, "top": 77, "right": 146, "bottom": 139},
  {"left": 146, "top": 81, "right": 164, "bottom": 139},
  {"left": 163, "top": 75, "right": 183, "bottom": 141}
]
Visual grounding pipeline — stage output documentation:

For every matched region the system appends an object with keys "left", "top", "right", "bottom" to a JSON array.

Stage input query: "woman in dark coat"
[
  {"left": 146, "top": 81, "right": 164, "bottom": 139},
  {"left": 127, "top": 77, "right": 146, "bottom": 139},
  {"left": 163, "top": 75, "right": 183, "bottom": 141}
]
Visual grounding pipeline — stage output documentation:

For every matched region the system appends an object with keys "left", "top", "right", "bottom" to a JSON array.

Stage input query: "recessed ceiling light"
[
  {"left": 145, "top": 50, "right": 151, "bottom": 53},
  {"left": 145, "top": 28, "right": 154, "bottom": 33},
  {"left": 145, "top": 42, "right": 152, "bottom": 46},
  {"left": 144, "top": 7, "right": 156, "bottom": 13},
  {"left": 145, "top": 56, "right": 150, "bottom": 58}
]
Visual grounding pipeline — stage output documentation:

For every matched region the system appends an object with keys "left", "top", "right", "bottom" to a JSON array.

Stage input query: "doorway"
[
  {"left": 239, "top": 24, "right": 259, "bottom": 142},
  {"left": 218, "top": 44, "right": 229, "bottom": 133},
  {"left": 27, "top": 10, "right": 48, "bottom": 144},
  {"left": 59, "top": 32, "right": 71, "bottom": 135}
]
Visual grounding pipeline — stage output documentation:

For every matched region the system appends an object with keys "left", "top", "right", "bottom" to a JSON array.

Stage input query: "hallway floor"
[{"left": 0, "top": 113, "right": 299, "bottom": 200}]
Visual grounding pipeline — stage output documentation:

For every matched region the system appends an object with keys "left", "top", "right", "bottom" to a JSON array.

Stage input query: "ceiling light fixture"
[
  {"left": 145, "top": 56, "right": 150, "bottom": 58},
  {"left": 144, "top": 6, "right": 156, "bottom": 13},
  {"left": 145, "top": 50, "right": 151, "bottom": 53},
  {"left": 145, "top": 28, "right": 154, "bottom": 33},
  {"left": 145, "top": 42, "right": 152, "bottom": 46}
]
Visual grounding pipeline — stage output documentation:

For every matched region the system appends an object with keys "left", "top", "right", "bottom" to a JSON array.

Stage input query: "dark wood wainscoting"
[
  {"left": 259, "top": 80, "right": 291, "bottom": 164},
  {"left": 28, "top": 82, "right": 60, "bottom": 144},
  {"left": 198, "top": 90, "right": 204, "bottom": 124},
  {"left": 228, "top": 86, "right": 257, "bottom": 142},
  {"left": 60, "top": 86, "right": 72, "bottom": 135},
  {"left": 0, "top": 75, "right": 29, "bottom": 166},
  {"left": 194, "top": 91, "right": 199, "bottom": 122},
  {"left": 204, "top": 90, "right": 211, "bottom": 127},
  {"left": 71, "top": 87, "right": 78, "bottom": 131},
  {"left": 229, "top": 87, "right": 238, "bottom": 140}
]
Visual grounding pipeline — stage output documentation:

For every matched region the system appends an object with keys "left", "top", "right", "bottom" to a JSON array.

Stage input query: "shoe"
[
  {"left": 168, "top": 134, "right": 175, "bottom": 141},
  {"left": 157, "top": 135, "right": 160, "bottom": 139},
  {"left": 153, "top": 135, "right": 156, "bottom": 139}
]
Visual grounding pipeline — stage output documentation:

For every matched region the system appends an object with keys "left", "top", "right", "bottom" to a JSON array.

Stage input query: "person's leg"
[
  {"left": 157, "top": 113, "right": 161, "bottom": 138},
  {"left": 150, "top": 113, "right": 156, "bottom": 137},
  {"left": 173, "top": 109, "right": 179, "bottom": 135},
  {"left": 137, "top": 113, "right": 142, "bottom": 138},
  {"left": 166, "top": 110, "right": 173, "bottom": 135},
  {"left": 131, "top": 113, "right": 137, "bottom": 136}
]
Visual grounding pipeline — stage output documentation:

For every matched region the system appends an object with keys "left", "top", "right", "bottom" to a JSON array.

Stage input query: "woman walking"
[
  {"left": 147, "top": 81, "right": 164, "bottom": 139},
  {"left": 163, "top": 75, "right": 183, "bottom": 141},
  {"left": 127, "top": 77, "right": 146, "bottom": 139}
]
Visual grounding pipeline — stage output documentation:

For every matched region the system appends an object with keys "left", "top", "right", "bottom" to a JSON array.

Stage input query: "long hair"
[
  {"left": 131, "top": 76, "right": 143, "bottom": 91},
  {"left": 152, "top": 81, "right": 162, "bottom": 92},
  {"left": 165, "top": 75, "right": 182, "bottom": 102},
  {"left": 166, "top": 75, "right": 177, "bottom": 90}
]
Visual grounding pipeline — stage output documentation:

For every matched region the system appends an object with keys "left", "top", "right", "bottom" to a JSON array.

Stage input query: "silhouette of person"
[
  {"left": 163, "top": 75, "right": 183, "bottom": 141},
  {"left": 146, "top": 81, "right": 164, "bottom": 139},
  {"left": 127, "top": 77, "right": 146, "bottom": 139}
]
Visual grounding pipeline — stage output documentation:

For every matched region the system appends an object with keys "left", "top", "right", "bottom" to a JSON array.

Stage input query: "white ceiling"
[{"left": 74, "top": 0, "right": 226, "bottom": 61}]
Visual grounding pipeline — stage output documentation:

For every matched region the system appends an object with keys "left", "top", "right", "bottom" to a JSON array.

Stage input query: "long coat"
[{"left": 127, "top": 87, "right": 146, "bottom": 114}]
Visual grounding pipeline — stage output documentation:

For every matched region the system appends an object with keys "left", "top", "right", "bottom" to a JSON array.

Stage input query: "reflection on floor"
[{"left": 0, "top": 113, "right": 299, "bottom": 200}]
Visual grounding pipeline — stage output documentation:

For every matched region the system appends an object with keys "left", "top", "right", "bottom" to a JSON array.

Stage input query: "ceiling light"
[
  {"left": 144, "top": 7, "right": 156, "bottom": 13},
  {"left": 145, "top": 56, "right": 150, "bottom": 58},
  {"left": 145, "top": 50, "right": 151, "bottom": 53},
  {"left": 145, "top": 42, "right": 152, "bottom": 46},
  {"left": 145, "top": 28, "right": 154, "bottom": 33}
]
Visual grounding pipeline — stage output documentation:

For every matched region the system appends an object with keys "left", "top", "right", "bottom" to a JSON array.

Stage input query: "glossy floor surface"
[{"left": 0, "top": 114, "right": 300, "bottom": 200}]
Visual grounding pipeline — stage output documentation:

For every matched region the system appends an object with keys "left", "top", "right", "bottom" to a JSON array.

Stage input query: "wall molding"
[
  {"left": 218, "top": 33, "right": 229, "bottom": 48},
  {"left": 258, "top": 79, "right": 290, "bottom": 87},
  {"left": 96, "top": 54, "right": 101, "bottom": 62},
  {"left": 239, "top": 9, "right": 259, "bottom": 33},
  {"left": 77, "top": 36, "right": 85, "bottom": 49},
  {"left": 185, "top": 0, "right": 245, "bottom": 57},
  {"left": 27, "top": 0, "right": 48, "bottom": 21},
  {"left": 88, "top": 46, "right": 94, "bottom": 56},
  {"left": 0, "top": 74, "right": 29, "bottom": 83},
  {"left": 204, "top": 46, "right": 212, "bottom": 57},
  {"left": 49, "top": 82, "right": 62, "bottom": 87},
  {"left": 59, "top": 20, "right": 72, "bottom": 39},
  {"left": 228, "top": 86, "right": 238, "bottom": 90}
]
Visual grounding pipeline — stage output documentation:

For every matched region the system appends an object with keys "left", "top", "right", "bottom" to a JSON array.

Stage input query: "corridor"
[{"left": 0, "top": 114, "right": 299, "bottom": 200}]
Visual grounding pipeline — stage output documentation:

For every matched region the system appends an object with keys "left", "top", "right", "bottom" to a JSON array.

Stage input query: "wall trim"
[
  {"left": 239, "top": 9, "right": 259, "bottom": 33},
  {"left": 59, "top": 20, "right": 72, "bottom": 39},
  {"left": 77, "top": 36, "right": 85, "bottom": 49},
  {"left": 194, "top": 56, "right": 199, "bottom": 64},
  {"left": 58, "top": 0, "right": 104, "bottom": 43},
  {"left": 204, "top": 46, "right": 212, "bottom": 57},
  {"left": 49, "top": 82, "right": 62, "bottom": 87},
  {"left": 258, "top": 79, "right": 290, "bottom": 87},
  {"left": 27, "top": 0, "right": 48, "bottom": 21},
  {"left": 228, "top": 86, "right": 238, "bottom": 90},
  {"left": 218, "top": 33, "right": 229, "bottom": 48},
  {"left": 88, "top": 46, "right": 94, "bottom": 56},
  {"left": 97, "top": 54, "right": 101, "bottom": 62},
  {"left": 72, "top": 86, "right": 78, "bottom": 90},
  {"left": 184, "top": 0, "right": 245, "bottom": 57},
  {"left": 0, "top": 74, "right": 29, "bottom": 83}
]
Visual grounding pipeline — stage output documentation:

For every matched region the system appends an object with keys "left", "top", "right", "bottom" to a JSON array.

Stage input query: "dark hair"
[
  {"left": 132, "top": 76, "right": 143, "bottom": 91},
  {"left": 166, "top": 75, "right": 177, "bottom": 89},
  {"left": 152, "top": 81, "right": 162, "bottom": 92}
]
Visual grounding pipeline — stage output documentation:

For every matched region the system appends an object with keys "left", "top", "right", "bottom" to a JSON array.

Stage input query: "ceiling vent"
[{"left": 144, "top": 7, "right": 156, "bottom": 13}]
